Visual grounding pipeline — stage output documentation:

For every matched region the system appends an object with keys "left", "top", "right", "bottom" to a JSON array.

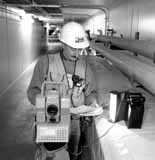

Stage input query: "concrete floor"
[{"left": 0, "top": 65, "right": 36, "bottom": 160}]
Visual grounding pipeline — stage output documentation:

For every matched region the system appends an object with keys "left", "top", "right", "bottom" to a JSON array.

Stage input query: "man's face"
[{"left": 63, "top": 44, "right": 83, "bottom": 61}]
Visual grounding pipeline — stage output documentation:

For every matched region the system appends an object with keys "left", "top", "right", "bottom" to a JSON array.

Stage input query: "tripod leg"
[{"left": 34, "top": 145, "right": 47, "bottom": 160}]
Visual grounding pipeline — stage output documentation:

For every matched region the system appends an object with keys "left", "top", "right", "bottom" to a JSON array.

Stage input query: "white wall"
[
  {"left": 83, "top": 11, "right": 106, "bottom": 35},
  {"left": 0, "top": 6, "right": 44, "bottom": 95},
  {"left": 109, "top": 0, "right": 155, "bottom": 40}
]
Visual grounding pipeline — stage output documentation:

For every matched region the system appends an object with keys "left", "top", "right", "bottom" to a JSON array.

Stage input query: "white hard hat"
[{"left": 59, "top": 22, "right": 89, "bottom": 49}]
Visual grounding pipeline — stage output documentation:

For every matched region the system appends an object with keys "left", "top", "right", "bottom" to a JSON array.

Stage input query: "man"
[{"left": 27, "top": 21, "right": 98, "bottom": 160}]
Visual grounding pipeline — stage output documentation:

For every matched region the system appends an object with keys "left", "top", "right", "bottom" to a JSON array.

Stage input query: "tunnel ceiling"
[{"left": 1, "top": 0, "right": 125, "bottom": 23}]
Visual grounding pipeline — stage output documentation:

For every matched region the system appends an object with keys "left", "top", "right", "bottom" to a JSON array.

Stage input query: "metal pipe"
[
  {"left": 97, "top": 35, "right": 155, "bottom": 62},
  {"left": 0, "top": 5, "right": 20, "bottom": 17},
  {"left": 91, "top": 42, "right": 155, "bottom": 95}
]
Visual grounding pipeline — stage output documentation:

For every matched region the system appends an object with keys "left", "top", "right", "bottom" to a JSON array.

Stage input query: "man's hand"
[
  {"left": 72, "top": 92, "right": 85, "bottom": 107},
  {"left": 90, "top": 102, "right": 100, "bottom": 108},
  {"left": 71, "top": 80, "right": 85, "bottom": 107}
]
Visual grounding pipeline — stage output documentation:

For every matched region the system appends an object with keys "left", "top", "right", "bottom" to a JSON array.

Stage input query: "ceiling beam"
[
  {"left": 63, "top": 4, "right": 107, "bottom": 10},
  {"left": 25, "top": 0, "right": 48, "bottom": 15},
  {"left": 4, "top": 3, "right": 107, "bottom": 9},
  {"left": 63, "top": 13, "right": 90, "bottom": 17},
  {"left": 4, "top": 0, "right": 48, "bottom": 15},
  {"left": 23, "top": 0, "right": 32, "bottom": 4},
  {"left": 4, "top": 3, "right": 61, "bottom": 8},
  {"left": 3, "top": 2, "right": 109, "bottom": 31}
]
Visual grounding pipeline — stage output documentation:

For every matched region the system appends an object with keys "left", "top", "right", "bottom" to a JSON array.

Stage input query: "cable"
[
  {"left": 80, "top": 94, "right": 120, "bottom": 149},
  {"left": 67, "top": 145, "right": 83, "bottom": 156},
  {"left": 44, "top": 54, "right": 50, "bottom": 81},
  {"left": 81, "top": 122, "right": 115, "bottom": 148},
  {"left": 35, "top": 142, "right": 42, "bottom": 151},
  {"left": 84, "top": 51, "right": 88, "bottom": 104},
  {"left": 81, "top": 92, "right": 127, "bottom": 148}
]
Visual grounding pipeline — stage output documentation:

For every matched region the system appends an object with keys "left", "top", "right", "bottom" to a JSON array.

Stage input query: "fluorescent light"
[{"left": 109, "top": 92, "right": 118, "bottom": 122}]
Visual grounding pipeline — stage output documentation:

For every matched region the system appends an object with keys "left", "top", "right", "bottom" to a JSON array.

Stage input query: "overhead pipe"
[
  {"left": 0, "top": 5, "right": 21, "bottom": 17},
  {"left": 96, "top": 35, "right": 155, "bottom": 62},
  {"left": 91, "top": 42, "right": 155, "bottom": 95}
]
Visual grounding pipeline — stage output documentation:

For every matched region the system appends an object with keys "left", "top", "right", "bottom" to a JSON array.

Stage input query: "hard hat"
[{"left": 59, "top": 22, "right": 89, "bottom": 49}]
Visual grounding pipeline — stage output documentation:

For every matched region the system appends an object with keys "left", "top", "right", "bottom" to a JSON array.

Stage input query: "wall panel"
[
  {"left": 7, "top": 19, "right": 22, "bottom": 82},
  {"left": 83, "top": 11, "right": 106, "bottom": 35},
  {"left": 0, "top": 6, "right": 44, "bottom": 95},
  {"left": 109, "top": 0, "right": 155, "bottom": 40},
  {"left": 0, "top": 15, "right": 9, "bottom": 92}
]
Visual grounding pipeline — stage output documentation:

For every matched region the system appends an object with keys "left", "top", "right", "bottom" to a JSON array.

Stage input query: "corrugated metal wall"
[
  {"left": 0, "top": 6, "right": 44, "bottom": 95},
  {"left": 83, "top": 11, "right": 106, "bottom": 35},
  {"left": 109, "top": 0, "right": 155, "bottom": 40}
]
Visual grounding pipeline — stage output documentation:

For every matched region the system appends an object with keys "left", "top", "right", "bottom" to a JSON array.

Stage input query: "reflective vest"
[{"left": 46, "top": 53, "right": 86, "bottom": 97}]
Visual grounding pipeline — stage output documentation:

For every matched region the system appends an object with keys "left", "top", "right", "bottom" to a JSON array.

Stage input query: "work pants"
[{"left": 68, "top": 118, "right": 81, "bottom": 160}]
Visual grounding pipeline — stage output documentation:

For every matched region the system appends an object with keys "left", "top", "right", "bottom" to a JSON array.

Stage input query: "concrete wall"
[
  {"left": 0, "top": 6, "right": 44, "bottom": 95},
  {"left": 109, "top": 0, "right": 155, "bottom": 40}
]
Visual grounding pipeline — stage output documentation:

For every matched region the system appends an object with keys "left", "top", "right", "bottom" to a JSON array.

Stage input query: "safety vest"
[{"left": 46, "top": 53, "right": 86, "bottom": 97}]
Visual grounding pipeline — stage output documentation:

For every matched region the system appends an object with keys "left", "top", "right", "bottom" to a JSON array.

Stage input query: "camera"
[
  {"left": 72, "top": 74, "right": 84, "bottom": 87},
  {"left": 45, "top": 87, "right": 60, "bottom": 123},
  {"left": 35, "top": 81, "right": 71, "bottom": 143}
]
